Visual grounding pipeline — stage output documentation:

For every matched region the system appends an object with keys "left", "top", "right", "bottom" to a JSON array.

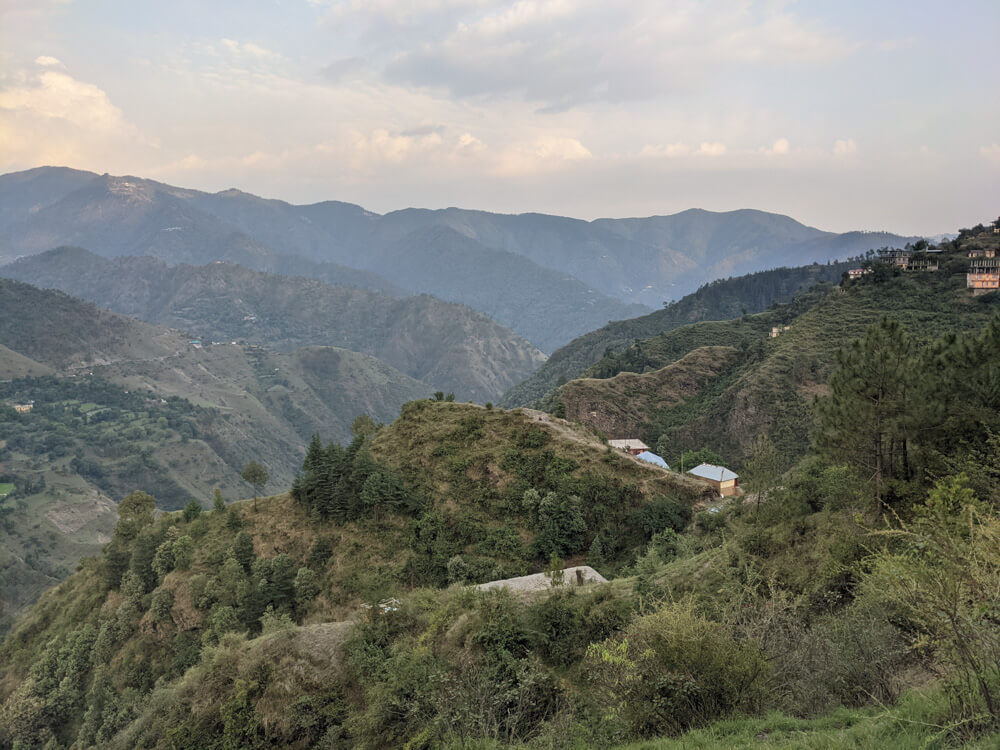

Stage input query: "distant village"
[{"left": 847, "top": 219, "right": 1000, "bottom": 293}]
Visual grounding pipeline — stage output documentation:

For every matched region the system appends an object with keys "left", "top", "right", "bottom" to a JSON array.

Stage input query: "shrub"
[{"left": 585, "top": 599, "right": 770, "bottom": 737}]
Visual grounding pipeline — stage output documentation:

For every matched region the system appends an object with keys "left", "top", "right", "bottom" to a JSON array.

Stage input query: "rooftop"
[
  {"left": 474, "top": 566, "right": 608, "bottom": 593},
  {"left": 608, "top": 438, "right": 650, "bottom": 451},
  {"left": 688, "top": 463, "right": 739, "bottom": 482},
  {"left": 636, "top": 451, "right": 671, "bottom": 470}
]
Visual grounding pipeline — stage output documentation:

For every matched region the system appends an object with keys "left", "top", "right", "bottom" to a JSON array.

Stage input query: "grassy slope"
[
  {"left": 558, "top": 346, "right": 742, "bottom": 440},
  {"left": 549, "top": 237, "right": 1000, "bottom": 466},
  {"left": 501, "top": 262, "right": 854, "bottom": 407},
  {"left": 370, "top": 401, "right": 706, "bottom": 512},
  {"left": 0, "top": 401, "right": 705, "bottom": 682}
]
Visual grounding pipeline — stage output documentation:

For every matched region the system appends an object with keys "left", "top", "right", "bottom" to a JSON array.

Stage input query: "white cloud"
[
  {"left": 370, "top": 0, "right": 851, "bottom": 107},
  {"left": 34, "top": 55, "right": 62, "bottom": 67},
  {"left": 0, "top": 64, "right": 153, "bottom": 173},
  {"left": 492, "top": 135, "right": 592, "bottom": 176},
  {"left": 696, "top": 141, "right": 727, "bottom": 157},
  {"left": 833, "top": 138, "right": 857, "bottom": 157},
  {"left": 981, "top": 144, "right": 1000, "bottom": 165},
  {"left": 762, "top": 137, "right": 790, "bottom": 156},
  {"left": 0, "top": 70, "right": 125, "bottom": 131}
]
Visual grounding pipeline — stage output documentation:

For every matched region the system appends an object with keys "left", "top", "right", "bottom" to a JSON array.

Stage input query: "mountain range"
[
  {"left": 1, "top": 247, "right": 544, "bottom": 402},
  {"left": 0, "top": 167, "right": 918, "bottom": 353}
]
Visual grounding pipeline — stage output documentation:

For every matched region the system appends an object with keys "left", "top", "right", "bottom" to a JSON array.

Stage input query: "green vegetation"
[
  {"left": 4, "top": 225, "right": 1000, "bottom": 749},
  {"left": 502, "top": 261, "right": 855, "bottom": 407},
  {"left": 549, "top": 229, "right": 1000, "bottom": 469},
  {"left": 0, "top": 277, "right": 434, "bottom": 628}
]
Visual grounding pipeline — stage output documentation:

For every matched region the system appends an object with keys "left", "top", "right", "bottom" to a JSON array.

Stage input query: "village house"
[
  {"left": 768, "top": 325, "right": 791, "bottom": 338},
  {"left": 847, "top": 268, "right": 872, "bottom": 280},
  {"left": 877, "top": 247, "right": 939, "bottom": 272},
  {"left": 908, "top": 255, "right": 939, "bottom": 272},
  {"left": 608, "top": 438, "right": 650, "bottom": 456},
  {"left": 12, "top": 402, "right": 34, "bottom": 413},
  {"left": 878, "top": 248, "right": 911, "bottom": 268},
  {"left": 968, "top": 256, "right": 1000, "bottom": 293},
  {"left": 967, "top": 247, "right": 997, "bottom": 259},
  {"left": 687, "top": 463, "right": 740, "bottom": 497}
]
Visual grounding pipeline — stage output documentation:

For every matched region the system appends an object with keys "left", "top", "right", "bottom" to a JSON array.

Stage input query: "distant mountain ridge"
[
  {"left": 1, "top": 247, "right": 545, "bottom": 402},
  {"left": 0, "top": 167, "right": 919, "bottom": 353}
]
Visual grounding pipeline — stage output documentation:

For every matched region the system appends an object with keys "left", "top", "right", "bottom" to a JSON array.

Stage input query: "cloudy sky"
[{"left": 1, "top": 0, "right": 997, "bottom": 234}]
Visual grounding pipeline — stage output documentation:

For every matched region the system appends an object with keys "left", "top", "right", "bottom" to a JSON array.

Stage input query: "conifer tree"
[{"left": 816, "top": 318, "right": 914, "bottom": 504}]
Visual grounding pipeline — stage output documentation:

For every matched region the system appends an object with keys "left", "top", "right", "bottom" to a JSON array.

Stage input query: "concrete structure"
[
  {"left": 968, "top": 256, "right": 1000, "bottom": 293},
  {"left": 847, "top": 268, "right": 872, "bottom": 280},
  {"left": 687, "top": 463, "right": 740, "bottom": 497},
  {"left": 878, "top": 248, "right": 911, "bottom": 268},
  {"left": 475, "top": 566, "right": 608, "bottom": 593},
  {"left": 608, "top": 438, "right": 650, "bottom": 455},
  {"left": 12, "top": 402, "right": 33, "bottom": 413},
  {"left": 769, "top": 325, "right": 791, "bottom": 338}
]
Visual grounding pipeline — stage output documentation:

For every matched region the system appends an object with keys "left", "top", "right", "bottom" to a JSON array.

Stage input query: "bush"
[{"left": 585, "top": 599, "right": 770, "bottom": 737}]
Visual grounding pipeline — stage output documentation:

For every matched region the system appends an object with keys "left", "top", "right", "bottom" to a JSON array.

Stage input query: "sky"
[{"left": 0, "top": 0, "right": 997, "bottom": 235}]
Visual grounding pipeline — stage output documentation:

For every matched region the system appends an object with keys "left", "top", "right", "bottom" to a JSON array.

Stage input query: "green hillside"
[
  {"left": 550, "top": 229, "right": 1000, "bottom": 468},
  {"left": 0, "top": 400, "right": 712, "bottom": 747},
  {"left": 0, "top": 281, "right": 432, "bottom": 628},
  {"left": 5, "top": 325, "right": 1000, "bottom": 749},
  {"left": 5, "top": 225, "right": 1000, "bottom": 750},
  {"left": 501, "top": 261, "right": 854, "bottom": 407}
]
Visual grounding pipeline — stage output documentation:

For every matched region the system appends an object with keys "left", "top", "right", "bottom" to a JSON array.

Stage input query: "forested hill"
[
  {"left": 0, "top": 278, "right": 182, "bottom": 370},
  {"left": 501, "top": 260, "right": 854, "bottom": 407},
  {"left": 547, "top": 226, "right": 1000, "bottom": 469},
  {"left": 1, "top": 248, "right": 545, "bottom": 402}
]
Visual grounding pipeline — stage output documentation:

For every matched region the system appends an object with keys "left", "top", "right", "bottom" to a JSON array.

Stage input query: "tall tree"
[
  {"left": 241, "top": 461, "right": 269, "bottom": 512},
  {"left": 815, "top": 318, "right": 914, "bottom": 505}
]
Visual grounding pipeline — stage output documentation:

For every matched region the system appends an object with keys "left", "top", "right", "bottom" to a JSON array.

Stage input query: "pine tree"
[
  {"left": 213, "top": 489, "right": 226, "bottom": 513},
  {"left": 816, "top": 318, "right": 915, "bottom": 504},
  {"left": 233, "top": 531, "right": 255, "bottom": 574}
]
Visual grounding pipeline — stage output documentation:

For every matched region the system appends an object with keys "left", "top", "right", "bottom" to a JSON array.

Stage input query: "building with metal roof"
[
  {"left": 608, "top": 438, "right": 650, "bottom": 455},
  {"left": 636, "top": 451, "right": 670, "bottom": 470},
  {"left": 687, "top": 463, "right": 740, "bottom": 496}
]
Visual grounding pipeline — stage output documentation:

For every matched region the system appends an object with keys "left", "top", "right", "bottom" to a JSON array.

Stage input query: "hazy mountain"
[
  {"left": 0, "top": 170, "right": 644, "bottom": 352},
  {"left": 2, "top": 248, "right": 545, "bottom": 402},
  {"left": 358, "top": 205, "right": 917, "bottom": 307},
  {"left": 1, "top": 167, "right": 919, "bottom": 354}
]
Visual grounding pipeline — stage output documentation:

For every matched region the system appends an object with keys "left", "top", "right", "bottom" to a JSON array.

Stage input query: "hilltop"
[
  {"left": 1, "top": 247, "right": 545, "bottom": 402},
  {"left": 0, "top": 399, "right": 711, "bottom": 745}
]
